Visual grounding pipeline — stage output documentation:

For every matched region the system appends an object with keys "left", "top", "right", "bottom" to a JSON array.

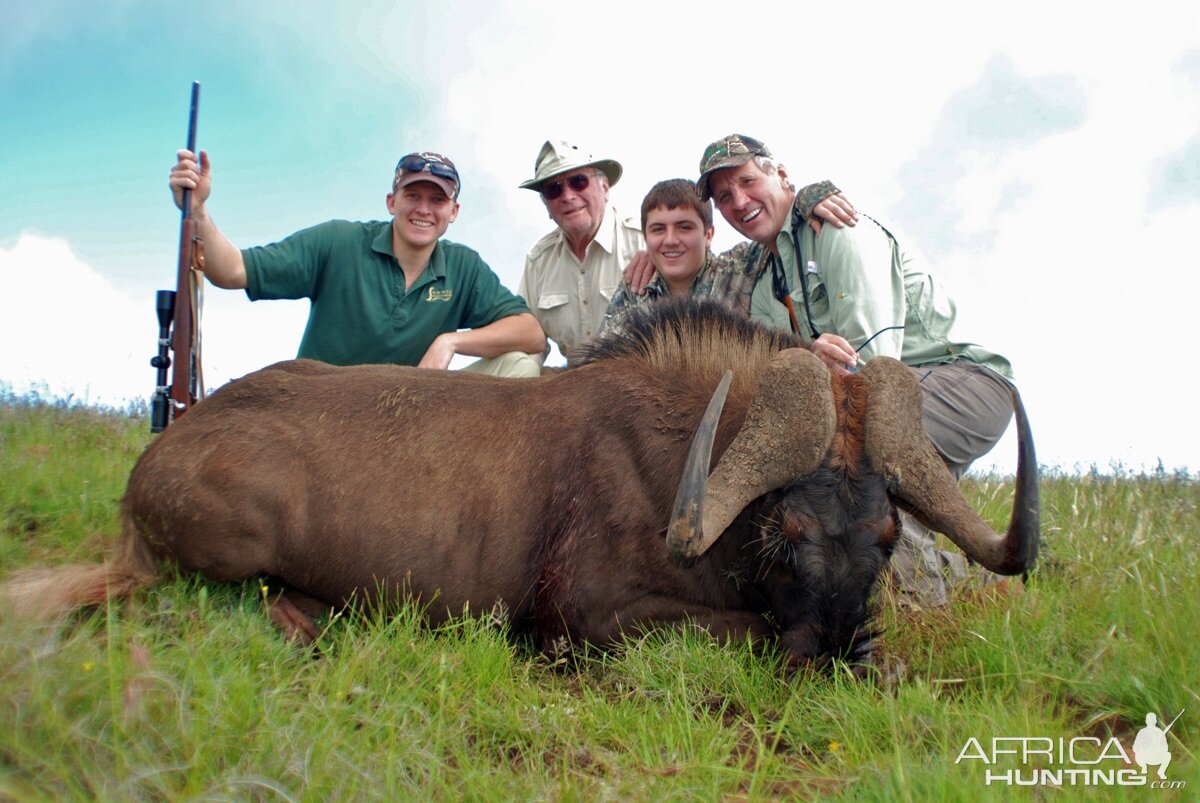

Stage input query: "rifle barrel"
[
  {"left": 178, "top": 81, "right": 200, "bottom": 221},
  {"left": 169, "top": 81, "right": 201, "bottom": 415},
  {"left": 1163, "top": 708, "right": 1185, "bottom": 734}
]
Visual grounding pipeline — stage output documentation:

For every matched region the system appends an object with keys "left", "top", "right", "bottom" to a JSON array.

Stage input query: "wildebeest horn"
[
  {"left": 859, "top": 358, "right": 1039, "bottom": 575},
  {"left": 668, "top": 349, "right": 835, "bottom": 560}
]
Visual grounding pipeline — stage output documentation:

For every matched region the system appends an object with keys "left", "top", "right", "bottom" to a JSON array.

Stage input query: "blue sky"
[{"left": 3, "top": 1, "right": 1200, "bottom": 475}]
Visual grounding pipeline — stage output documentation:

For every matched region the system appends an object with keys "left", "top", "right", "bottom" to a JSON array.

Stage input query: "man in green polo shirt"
[{"left": 167, "top": 149, "right": 544, "bottom": 376}]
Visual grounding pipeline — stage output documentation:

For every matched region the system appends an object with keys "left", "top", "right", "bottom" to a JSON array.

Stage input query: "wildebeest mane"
[{"left": 572, "top": 297, "right": 804, "bottom": 379}]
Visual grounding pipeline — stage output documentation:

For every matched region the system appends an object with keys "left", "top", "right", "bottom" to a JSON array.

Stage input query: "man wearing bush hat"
[{"left": 518, "top": 140, "right": 646, "bottom": 359}]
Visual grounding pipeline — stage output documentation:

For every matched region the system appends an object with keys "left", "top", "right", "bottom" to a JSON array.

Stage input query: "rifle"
[
  {"left": 150, "top": 81, "right": 205, "bottom": 432},
  {"left": 1162, "top": 708, "right": 1185, "bottom": 734}
]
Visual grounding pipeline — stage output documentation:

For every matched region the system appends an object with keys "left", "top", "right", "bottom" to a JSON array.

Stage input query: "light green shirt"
[{"left": 721, "top": 201, "right": 1011, "bottom": 379}]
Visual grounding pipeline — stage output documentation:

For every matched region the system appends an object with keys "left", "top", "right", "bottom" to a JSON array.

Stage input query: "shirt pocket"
[
  {"left": 599, "top": 285, "right": 617, "bottom": 304},
  {"left": 537, "top": 291, "right": 569, "bottom": 310},
  {"left": 800, "top": 272, "right": 830, "bottom": 320}
]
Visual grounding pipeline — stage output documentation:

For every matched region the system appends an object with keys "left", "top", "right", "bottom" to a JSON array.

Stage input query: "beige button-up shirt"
[{"left": 519, "top": 204, "right": 644, "bottom": 358}]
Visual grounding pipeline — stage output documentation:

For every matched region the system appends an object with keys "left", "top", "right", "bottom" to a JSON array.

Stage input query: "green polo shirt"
[{"left": 243, "top": 220, "right": 530, "bottom": 366}]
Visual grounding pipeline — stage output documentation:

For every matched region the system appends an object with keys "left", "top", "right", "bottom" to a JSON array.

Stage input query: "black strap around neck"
[{"left": 785, "top": 205, "right": 821, "bottom": 340}]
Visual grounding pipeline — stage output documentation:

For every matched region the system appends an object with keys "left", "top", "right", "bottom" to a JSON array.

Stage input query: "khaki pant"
[
  {"left": 890, "top": 362, "right": 1016, "bottom": 606},
  {"left": 462, "top": 351, "right": 543, "bottom": 379}
]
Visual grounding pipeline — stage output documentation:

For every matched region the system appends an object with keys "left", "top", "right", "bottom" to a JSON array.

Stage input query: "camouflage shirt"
[
  {"left": 597, "top": 181, "right": 841, "bottom": 341},
  {"left": 794, "top": 180, "right": 842, "bottom": 222},
  {"left": 599, "top": 251, "right": 732, "bottom": 338}
]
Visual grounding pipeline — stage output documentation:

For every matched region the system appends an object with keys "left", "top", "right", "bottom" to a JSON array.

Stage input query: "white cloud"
[
  {"left": 192, "top": 292, "right": 311, "bottom": 389},
  {"left": 0, "top": 234, "right": 151, "bottom": 407},
  {"left": 0, "top": 232, "right": 309, "bottom": 407}
]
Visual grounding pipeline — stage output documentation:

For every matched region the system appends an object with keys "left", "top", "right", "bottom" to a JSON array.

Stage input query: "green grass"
[{"left": 1, "top": 400, "right": 1197, "bottom": 800}]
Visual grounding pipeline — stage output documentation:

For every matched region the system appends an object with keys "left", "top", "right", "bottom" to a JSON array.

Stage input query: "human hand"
[
  {"left": 417, "top": 333, "right": 458, "bottom": 370},
  {"left": 622, "top": 250, "right": 656, "bottom": 295},
  {"left": 809, "top": 192, "right": 858, "bottom": 234},
  {"left": 169, "top": 149, "right": 212, "bottom": 213},
  {"left": 811, "top": 333, "right": 857, "bottom": 376}
]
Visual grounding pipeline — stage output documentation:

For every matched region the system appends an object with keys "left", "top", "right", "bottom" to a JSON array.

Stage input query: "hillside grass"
[{"left": 1, "top": 400, "right": 1196, "bottom": 801}]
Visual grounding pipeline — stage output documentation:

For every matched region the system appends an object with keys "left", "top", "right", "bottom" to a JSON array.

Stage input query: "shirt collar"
[
  {"left": 647, "top": 251, "right": 716, "bottom": 298},
  {"left": 688, "top": 250, "right": 716, "bottom": 288},
  {"left": 371, "top": 220, "right": 396, "bottom": 257},
  {"left": 556, "top": 203, "right": 618, "bottom": 255},
  {"left": 373, "top": 220, "right": 446, "bottom": 279},
  {"left": 775, "top": 196, "right": 799, "bottom": 254}
]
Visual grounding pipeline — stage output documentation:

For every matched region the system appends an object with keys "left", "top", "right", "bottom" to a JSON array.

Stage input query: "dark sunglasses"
[
  {"left": 395, "top": 153, "right": 460, "bottom": 185},
  {"left": 540, "top": 171, "right": 601, "bottom": 201}
]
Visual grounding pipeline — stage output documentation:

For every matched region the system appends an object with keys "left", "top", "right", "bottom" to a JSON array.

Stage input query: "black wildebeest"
[{"left": 3, "top": 299, "right": 1038, "bottom": 668}]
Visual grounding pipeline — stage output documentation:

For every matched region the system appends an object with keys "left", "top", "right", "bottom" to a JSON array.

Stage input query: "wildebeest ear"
[
  {"left": 668, "top": 348, "right": 834, "bottom": 560},
  {"left": 860, "top": 357, "right": 1039, "bottom": 575}
]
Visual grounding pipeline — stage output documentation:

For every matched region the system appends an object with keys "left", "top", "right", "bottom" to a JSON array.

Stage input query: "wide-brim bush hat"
[{"left": 519, "top": 140, "right": 622, "bottom": 192}]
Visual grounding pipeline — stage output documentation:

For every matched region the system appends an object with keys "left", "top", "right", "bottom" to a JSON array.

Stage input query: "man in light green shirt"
[
  {"left": 697, "top": 134, "right": 1021, "bottom": 605},
  {"left": 725, "top": 202, "right": 1011, "bottom": 380}
]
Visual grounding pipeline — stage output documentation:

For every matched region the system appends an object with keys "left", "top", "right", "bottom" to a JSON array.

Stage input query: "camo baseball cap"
[{"left": 696, "top": 134, "right": 773, "bottom": 201}]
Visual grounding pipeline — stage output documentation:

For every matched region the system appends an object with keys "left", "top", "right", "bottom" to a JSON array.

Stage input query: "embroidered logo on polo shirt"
[{"left": 425, "top": 287, "right": 453, "bottom": 302}]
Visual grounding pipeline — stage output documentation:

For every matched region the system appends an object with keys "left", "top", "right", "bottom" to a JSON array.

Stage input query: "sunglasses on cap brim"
[
  {"left": 395, "top": 154, "right": 460, "bottom": 186},
  {"left": 540, "top": 171, "right": 603, "bottom": 201}
]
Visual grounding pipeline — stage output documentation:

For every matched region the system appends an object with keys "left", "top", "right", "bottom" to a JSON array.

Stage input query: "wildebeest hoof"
[{"left": 266, "top": 591, "right": 324, "bottom": 646}]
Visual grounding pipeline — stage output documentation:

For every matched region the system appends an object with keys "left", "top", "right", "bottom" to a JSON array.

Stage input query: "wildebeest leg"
[
  {"left": 265, "top": 589, "right": 330, "bottom": 645},
  {"left": 591, "top": 596, "right": 774, "bottom": 648}
]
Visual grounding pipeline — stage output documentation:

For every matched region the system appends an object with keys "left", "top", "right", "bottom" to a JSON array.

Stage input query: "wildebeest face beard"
[{"left": 759, "top": 471, "right": 898, "bottom": 667}]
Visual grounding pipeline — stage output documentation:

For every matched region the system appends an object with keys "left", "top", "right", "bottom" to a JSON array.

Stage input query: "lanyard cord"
[
  {"left": 767, "top": 204, "right": 910, "bottom": 366},
  {"left": 855, "top": 325, "right": 905, "bottom": 353},
  {"left": 768, "top": 205, "right": 822, "bottom": 340},
  {"left": 768, "top": 253, "right": 805, "bottom": 338},
  {"left": 775, "top": 207, "right": 906, "bottom": 357},
  {"left": 844, "top": 325, "right": 906, "bottom": 374}
]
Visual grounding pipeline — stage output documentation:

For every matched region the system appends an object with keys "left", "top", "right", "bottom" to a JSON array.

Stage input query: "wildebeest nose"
[{"left": 780, "top": 623, "right": 822, "bottom": 663}]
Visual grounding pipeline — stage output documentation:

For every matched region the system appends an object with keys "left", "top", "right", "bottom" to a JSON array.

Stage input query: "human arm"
[
  {"left": 809, "top": 194, "right": 858, "bottom": 233},
  {"left": 417, "top": 312, "right": 546, "bottom": 370},
  {"left": 795, "top": 180, "right": 858, "bottom": 233},
  {"left": 168, "top": 149, "right": 248, "bottom": 289}
]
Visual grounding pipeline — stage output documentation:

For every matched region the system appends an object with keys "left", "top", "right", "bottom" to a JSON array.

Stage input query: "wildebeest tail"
[{"left": 1, "top": 527, "right": 160, "bottom": 619}]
